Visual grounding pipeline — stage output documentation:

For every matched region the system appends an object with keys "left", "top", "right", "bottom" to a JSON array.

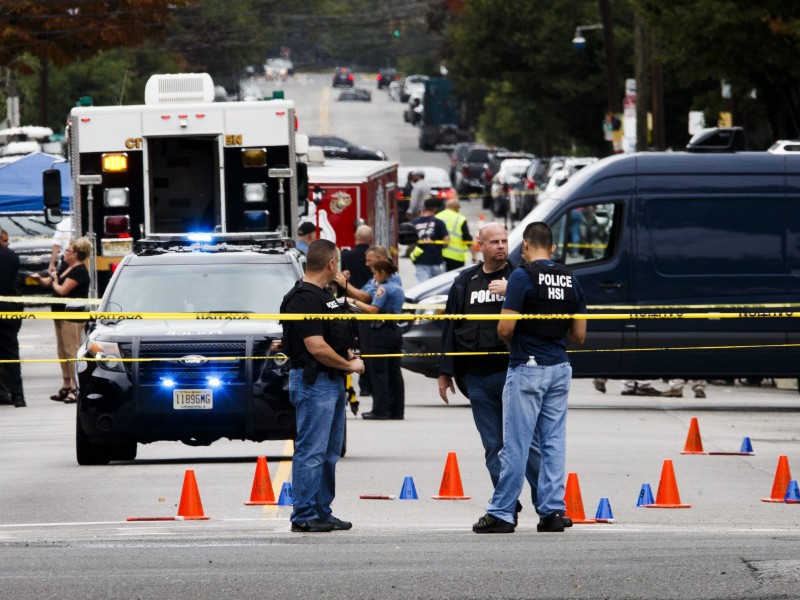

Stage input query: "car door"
[{"left": 546, "top": 198, "right": 631, "bottom": 376}]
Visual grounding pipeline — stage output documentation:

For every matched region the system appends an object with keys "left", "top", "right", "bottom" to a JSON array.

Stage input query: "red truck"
[{"left": 305, "top": 157, "right": 399, "bottom": 255}]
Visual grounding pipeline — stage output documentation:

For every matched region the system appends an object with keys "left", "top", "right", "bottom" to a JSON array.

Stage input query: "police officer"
[
  {"left": 473, "top": 222, "right": 586, "bottom": 534},
  {"left": 280, "top": 239, "right": 365, "bottom": 533},
  {"left": 436, "top": 198, "right": 474, "bottom": 271},
  {"left": 438, "top": 222, "right": 534, "bottom": 522},
  {"left": 0, "top": 229, "right": 24, "bottom": 407}
]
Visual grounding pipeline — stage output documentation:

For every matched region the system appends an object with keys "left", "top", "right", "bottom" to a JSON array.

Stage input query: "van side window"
[{"left": 551, "top": 202, "right": 618, "bottom": 266}]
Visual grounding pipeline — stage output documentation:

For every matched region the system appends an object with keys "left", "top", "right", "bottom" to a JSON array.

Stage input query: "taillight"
[
  {"left": 348, "top": 74, "right": 354, "bottom": 81},
  {"left": 436, "top": 188, "right": 456, "bottom": 200},
  {"left": 377, "top": 74, "right": 383, "bottom": 81},
  {"left": 462, "top": 165, "right": 469, "bottom": 176},
  {"left": 526, "top": 178, "right": 536, "bottom": 190},
  {"left": 484, "top": 167, "right": 492, "bottom": 182},
  {"left": 104, "top": 215, "right": 130, "bottom": 236}
]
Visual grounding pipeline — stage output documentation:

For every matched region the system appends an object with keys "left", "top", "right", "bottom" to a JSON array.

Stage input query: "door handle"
[{"left": 598, "top": 282, "right": 624, "bottom": 289}]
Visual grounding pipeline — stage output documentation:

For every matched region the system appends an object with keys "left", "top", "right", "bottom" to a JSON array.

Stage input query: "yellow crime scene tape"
[{"left": 2, "top": 307, "right": 799, "bottom": 363}]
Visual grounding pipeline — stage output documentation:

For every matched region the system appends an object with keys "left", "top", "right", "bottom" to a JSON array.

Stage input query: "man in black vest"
[
  {"left": 280, "top": 239, "right": 365, "bottom": 533},
  {"left": 438, "top": 223, "right": 533, "bottom": 523},
  {"left": 473, "top": 222, "right": 586, "bottom": 534},
  {"left": 0, "top": 229, "right": 24, "bottom": 407}
]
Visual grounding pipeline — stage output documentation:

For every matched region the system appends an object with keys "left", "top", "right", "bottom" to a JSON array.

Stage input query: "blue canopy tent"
[{"left": 0, "top": 152, "right": 70, "bottom": 212}]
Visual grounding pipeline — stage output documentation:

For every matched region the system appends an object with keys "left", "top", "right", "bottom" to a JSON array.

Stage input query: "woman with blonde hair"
[{"left": 32, "top": 237, "right": 92, "bottom": 403}]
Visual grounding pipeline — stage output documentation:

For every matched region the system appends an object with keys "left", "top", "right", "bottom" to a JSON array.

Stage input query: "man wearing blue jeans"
[
  {"left": 280, "top": 239, "right": 365, "bottom": 533},
  {"left": 438, "top": 223, "right": 535, "bottom": 523},
  {"left": 473, "top": 222, "right": 586, "bottom": 534}
]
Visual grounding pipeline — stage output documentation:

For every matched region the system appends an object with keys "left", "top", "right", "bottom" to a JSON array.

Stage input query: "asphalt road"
[{"left": 1, "top": 73, "right": 800, "bottom": 600}]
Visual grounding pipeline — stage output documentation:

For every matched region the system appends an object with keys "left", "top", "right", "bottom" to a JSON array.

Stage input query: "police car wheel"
[{"left": 76, "top": 417, "right": 112, "bottom": 466}]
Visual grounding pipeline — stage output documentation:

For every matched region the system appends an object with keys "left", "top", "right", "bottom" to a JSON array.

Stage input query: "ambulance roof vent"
[{"left": 144, "top": 73, "right": 215, "bottom": 105}]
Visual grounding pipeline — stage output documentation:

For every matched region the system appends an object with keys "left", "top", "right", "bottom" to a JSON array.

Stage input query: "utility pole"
[{"left": 599, "top": 0, "right": 621, "bottom": 114}]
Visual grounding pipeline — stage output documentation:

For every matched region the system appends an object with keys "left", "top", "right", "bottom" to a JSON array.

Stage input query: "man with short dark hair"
[
  {"left": 410, "top": 198, "right": 449, "bottom": 282},
  {"left": 280, "top": 239, "right": 365, "bottom": 532},
  {"left": 473, "top": 222, "right": 586, "bottom": 534}
]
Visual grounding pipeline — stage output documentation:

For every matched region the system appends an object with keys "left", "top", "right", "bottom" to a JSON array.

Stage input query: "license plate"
[
  {"left": 101, "top": 238, "right": 133, "bottom": 257},
  {"left": 173, "top": 389, "right": 213, "bottom": 410}
]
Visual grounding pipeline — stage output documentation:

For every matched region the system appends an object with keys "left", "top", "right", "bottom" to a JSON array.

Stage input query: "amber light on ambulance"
[{"left": 102, "top": 153, "right": 128, "bottom": 172}]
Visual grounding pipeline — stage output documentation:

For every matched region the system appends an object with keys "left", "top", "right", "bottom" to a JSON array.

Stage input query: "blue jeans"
[
  {"left": 466, "top": 371, "right": 540, "bottom": 502},
  {"left": 414, "top": 262, "right": 444, "bottom": 282},
  {"left": 487, "top": 362, "right": 572, "bottom": 523},
  {"left": 288, "top": 369, "right": 346, "bottom": 523}
]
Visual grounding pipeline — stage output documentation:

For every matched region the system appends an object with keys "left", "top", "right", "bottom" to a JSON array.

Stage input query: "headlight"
[
  {"left": 86, "top": 340, "right": 124, "bottom": 372},
  {"left": 413, "top": 294, "right": 448, "bottom": 325}
]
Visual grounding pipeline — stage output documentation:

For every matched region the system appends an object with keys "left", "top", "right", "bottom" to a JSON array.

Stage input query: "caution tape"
[
  {"left": 3, "top": 341, "right": 800, "bottom": 365},
  {"left": 1, "top": 310, "right": 799, "bottom": 321}
]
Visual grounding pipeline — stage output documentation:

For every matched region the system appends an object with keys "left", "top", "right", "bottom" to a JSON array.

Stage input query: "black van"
[{"left": 401, "top": 151, "right": 800, "bottom": 385}]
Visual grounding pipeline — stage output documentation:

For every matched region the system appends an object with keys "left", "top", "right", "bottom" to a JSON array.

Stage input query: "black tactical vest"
[
  {"left": 454, "top": 263, "right": 514, "bottom": 352},
  {"left": 516, "top": 261, "right": 579, "bottom": 340}
]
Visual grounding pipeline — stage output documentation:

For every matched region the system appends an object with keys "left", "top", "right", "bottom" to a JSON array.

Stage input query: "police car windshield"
[{"left": 104, "top": 262, "right": 299, "bottom": 316}]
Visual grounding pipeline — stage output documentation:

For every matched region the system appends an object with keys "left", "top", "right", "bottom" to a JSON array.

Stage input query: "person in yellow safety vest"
[{"left": 436, "top": 199, "right": 475, "bottom": 271}]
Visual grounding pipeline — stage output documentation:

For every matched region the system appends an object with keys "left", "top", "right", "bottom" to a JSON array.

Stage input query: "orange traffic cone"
[
  {"left": 761, "top": 455, "right": 792, "bottom": 503},
  {"left": 432, "top": 451, "right": 471, "bottom": 500},
  {"left": 563, "top": 472, "right": 597, "bottom": 524},
  {"left": 644, "top": 459, "right": 691, "bottom": 508},
  {"left": 244, "top": 456, "right": 278, "bottom": 505},
  {"left": 680, "top": 417, "right": 707, "bottom": 455},
  {"left": 177, "top": 469, "right": 210, "bottom": 520}
]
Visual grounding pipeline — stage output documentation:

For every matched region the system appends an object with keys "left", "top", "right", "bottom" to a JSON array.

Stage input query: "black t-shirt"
[
  {"left": 281, "top": 281, "right": 348, "bottom": 368},
  {"left": 340, "top": 244, "right": 371, "bottom": 290},
  {"left": 0, "top": 246, "right": 20, "bottom": 312},
  {"left": 52, "top": 262, "right": 90, "bottom": 311}
]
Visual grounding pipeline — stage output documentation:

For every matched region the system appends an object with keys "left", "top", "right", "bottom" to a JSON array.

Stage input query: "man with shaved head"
[{"left": 438, "top": 222, "right": 544, "bottom": 527}]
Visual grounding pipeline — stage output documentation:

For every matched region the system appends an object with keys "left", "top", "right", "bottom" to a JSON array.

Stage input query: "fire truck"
[
  {"left": 43, "top": 73, "right": 308, "bottom": 295},
  {"left": 303, "top": 147, "right": 399, "bottom": 256}
]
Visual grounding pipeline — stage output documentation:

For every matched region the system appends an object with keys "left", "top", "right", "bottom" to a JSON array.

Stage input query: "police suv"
[{"left": 74, "top": 235, "right": 303, "bottom": 465}]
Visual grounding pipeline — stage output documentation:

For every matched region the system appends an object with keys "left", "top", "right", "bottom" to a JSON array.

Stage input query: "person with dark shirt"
[
  {"left": 280, "top": 239, "right": 365, "bottom": 533},
  {"left": 438, "top": 223, "right": 537, "bottom": 523},
  {"left": 339, "top": 225, "right": 375, "bottom": 397},
  {"left": 473, "top": 222, "right": 587, "bottom": 534},
  {"left": 31, "top": 237, "right": 92, "bottom": 404},
  {"left": 340, "top": 225, "right": 374, "bottom": 290},
  {"left": 410, "top": 198, "right": 449, "bottom": 282},
  {"left": 0, "top": 229, "right": 24, "bottom": 407}
]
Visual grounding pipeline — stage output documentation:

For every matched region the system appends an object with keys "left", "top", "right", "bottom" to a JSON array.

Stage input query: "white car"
[
  {"left": 490, "top": 158, "right": 533, "bottom": 220},
  {"left": 768, "top": 139, "right": 800, "bottom": 154},
  {"left": 401, "top": 75, "right": 428, "bottom": 103}
]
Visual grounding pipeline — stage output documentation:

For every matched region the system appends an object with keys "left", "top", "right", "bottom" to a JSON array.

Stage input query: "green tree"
[
  {"left": 0, "top": 0, "right": 192, "bottom": 124},
  {"left": 637, "top": 0, "right": 800, "bottom": 142}
]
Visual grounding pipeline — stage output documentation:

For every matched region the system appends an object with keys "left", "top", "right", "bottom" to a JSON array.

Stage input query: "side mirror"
[
  {"left": 45, "top": 207, "right": 62, "bottom": 225},
  {"left": 43, "top": 168, "right": 63, "bottom": 212}
]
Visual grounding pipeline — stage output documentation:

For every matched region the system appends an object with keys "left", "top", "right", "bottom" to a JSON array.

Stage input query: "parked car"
[
  {"left": 74, "top": 235, "right": 305, "bottom": 465},
  {"left": 338, "top": 88, "right": 371, "bottom": 102},
  {"left": 400, "top": 75, "right": 428, "bottom": 103},
  {"left": 308, "top": 135, "right": 387, "bottom": 161},
  {"left": 402, "top": 149, "right": 800, "bottom": 392},
  {"left": 332, "top": 67, "right": 355, "bottom": 88},
  {"left": 377, "top": 67, "right": 398, "bottom": 89},
  {"left": 454, "top": 145, "right": 492, "bottom": 198},
  {"left": 540, "top": 157, "right": 598, "bottom": 199},
  {"left": 449, "top": 142, "right": 474, "bottom": 186},
  {"left": 397, "top": 166, "right": 456, "bottom": 215},
  {"left": 490, "top": 158, "right": 533, "bottom": 220}
]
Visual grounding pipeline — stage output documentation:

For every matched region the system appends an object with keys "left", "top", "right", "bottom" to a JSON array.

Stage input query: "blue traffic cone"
[
  {"left": 636, "top": 483, "right": 654, "bottom": 507},
  {"left": 399, "top": 476, "right": 419, "bottom": 500},
  {"left": 784, "top": 479, "right": 800, "bottom": 503},
  {"left": 595, "top": 497, "right": 615, "bottom": 522},
  {"left": 739, "top": 436, "right": 754, "bottom": 454},
  {"left": 277, "top": 481, "right": 293, "bottom": 506}
]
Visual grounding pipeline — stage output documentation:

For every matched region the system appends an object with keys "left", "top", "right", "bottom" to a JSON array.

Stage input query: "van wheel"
[
  {"left": 76, "top": 417, "right": 112, "bottom": 466},
  {"left": 112, "top": 440, "right": 137, "bottom": 461}
]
